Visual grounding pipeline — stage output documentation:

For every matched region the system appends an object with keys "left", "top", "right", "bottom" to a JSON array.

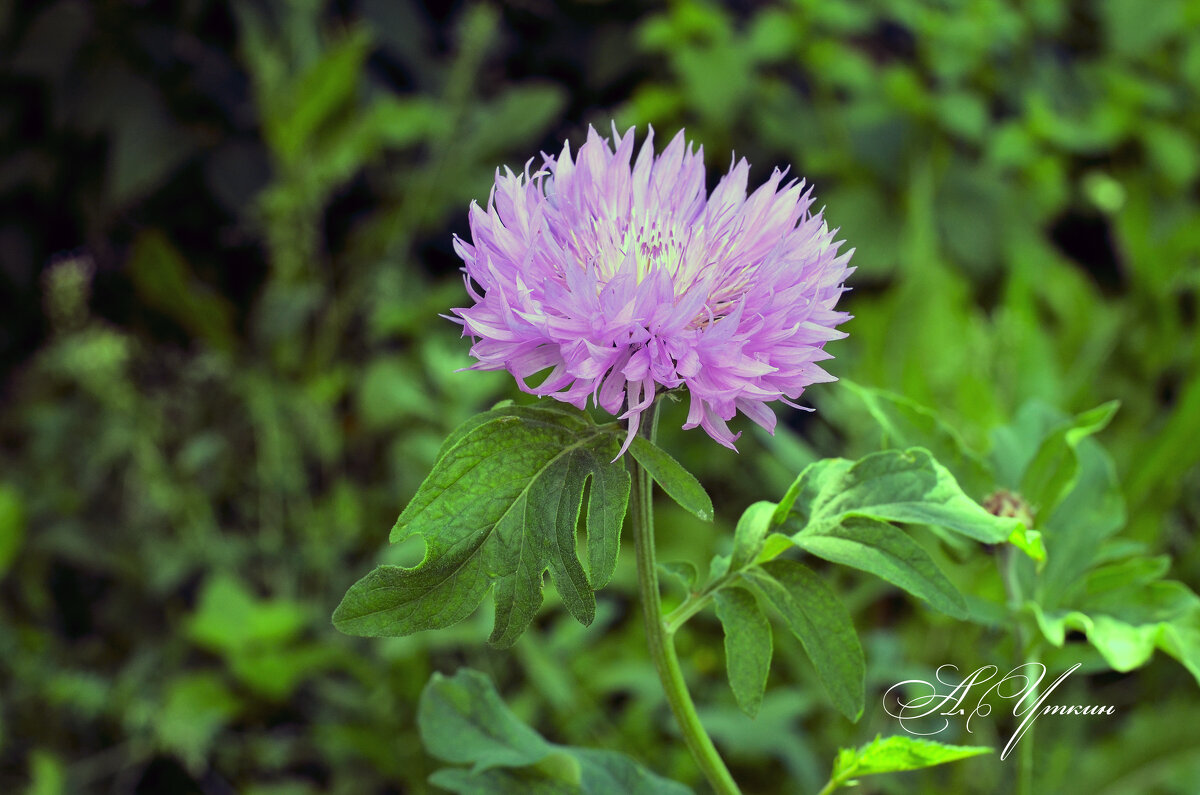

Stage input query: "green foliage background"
[{"left": 1, "top": 0, "right": 1198, "bottom": 792}]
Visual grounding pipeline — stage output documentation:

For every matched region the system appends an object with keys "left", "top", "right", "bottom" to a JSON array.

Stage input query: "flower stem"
[
  {"left": 630, "top": 405, "right": 741, "bottom": 795},
  {"left": 1002, "top": 545, "right": 1037, "bottom": 795}
]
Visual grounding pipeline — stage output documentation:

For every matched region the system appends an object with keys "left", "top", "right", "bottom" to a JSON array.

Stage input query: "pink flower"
[{"left": 451, "top": 125, "right": 854, "bottom": 454}]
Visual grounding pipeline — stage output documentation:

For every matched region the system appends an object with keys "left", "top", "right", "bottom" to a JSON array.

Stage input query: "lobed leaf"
[{"left": 333, "top": 405, "right": 630, "bottom": 647}]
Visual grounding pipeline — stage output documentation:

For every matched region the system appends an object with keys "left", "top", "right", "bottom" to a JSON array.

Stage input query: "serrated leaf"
[
  {"left": 825, "top": 735, "right": 990, "bottom": 791},
  {"left": 743, "top": 559, "right": 864, "bottom": 721},
  {"left": 785, "top": 448, "right": 1019, "bottom": 545},
  {"left": 333, "top": 406, "right": 630, "bottom": 647},
  {"left": 419, "top": 669, "right": 692, "bottom": 794},
  {"left": 792, "top": 517, "right": 968, "bottom": 618},
  {"left": 629, "top": 436, "right": 713, "bottom": 521},
  {"left": 714, "top": 587, "right": 773, "bottom": 718}
]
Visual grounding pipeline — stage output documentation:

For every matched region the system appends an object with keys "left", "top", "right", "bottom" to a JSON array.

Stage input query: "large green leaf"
[
  {"left": 782, "top": 448, "right": 1020, "bottom": 544},
  {"left": 333, "top": 405, "right": 629, "bottom": 647},
  {"left": 743, "top": 559, "right": 864, "bottom": 721},
  {"left": 419, "top": 669, "right": 692, "bottom": 794},
  {"left": 713, "top": 586, "right": 773, "bottom": 718}
]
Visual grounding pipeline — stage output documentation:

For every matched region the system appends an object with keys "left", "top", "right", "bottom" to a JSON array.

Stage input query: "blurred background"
[{"left": 1, "top": 0, "right": 1198, "bottom": 792}]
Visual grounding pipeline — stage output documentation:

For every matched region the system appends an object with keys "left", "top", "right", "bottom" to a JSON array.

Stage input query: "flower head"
[{"left": 450, "top": 125, "right": 854, "bottom": 454}]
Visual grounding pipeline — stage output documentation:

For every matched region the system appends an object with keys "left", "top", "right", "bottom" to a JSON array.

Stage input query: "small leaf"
[
  {"left": 743, "top": 559, "right": 864, "bottom": 721},
  {"left": 333, "top": 405, "right": 630, "bottom": 647},
  {"left": 629, "top": 436, "right": 713, "bottom": 521},
  {"left": 793, "top": 517, "right": 968, "bottom": 618},
  {"left": 658, "top": 561, "right": 698, "bottom": 591},
  {"left": 729, "top": 501, "right": 775, "bottom": 572},
  {"left": 713, "top": 587, "right": 773, "bottom": 718},
  {"left": 1007, "top": 525, "right": 1045, "bottom": 565},
  {"left": 419, "top": 669, "right": 692, "bottom": 794},
  {"left": 825, "top": 735, "right": 990, "bottom": 792}
]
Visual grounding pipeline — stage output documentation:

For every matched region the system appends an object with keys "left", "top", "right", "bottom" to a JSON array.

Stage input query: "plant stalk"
[
  {"left": 630, "top": 403, "right": 741, "bottom": 795},
  {"left": 1002, "top": 545, "right": 1036, "bottom": 795}
]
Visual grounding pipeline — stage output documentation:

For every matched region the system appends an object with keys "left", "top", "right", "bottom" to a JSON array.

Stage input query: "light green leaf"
[
  {"left": 786, "top": 448, "right": 1019, "bottom": 545},
  {"left": 629, "top": 436, "right": 713, "bottom": 521},
  {"left": 1019, "top": 401, "right": 1119, "bottom": 517},
  {"left": 333, "top": 406, "right": 630, "bottom": 647},
  {"left": 743, "top": 559, "right": 864, "bottom": 721},
  {"left": 1007, "top": 526, "right": 1046, "bottom": 566},
  {"left": 188, "top": 574, "right": 308, "bottom": 654},
  {"left": 419, "top": 669, "right": 692, "bottom": 794},
  {"left": 156, "top": 673, "right": 241, "bottom": 771},
  {"left": 713, "top": 587, "right": 773, "bottom": 718},
  {"left": 26, "top": 750, "right": 66, "bottom": 795},
  {"left": 1031, "top": 602, "right": 1200, "bottom": 686},
  {"left": 729, "top": 501, "right": 775, "bottom": 571},
  {"left": 792, "top": 517, "right": 968, "bottom": 618},
  {"left": 840, "top": 381, "right": 993, "bottom": 498},
  {"left": 823, "top": 735, "right": 990, "bottom": 792}
]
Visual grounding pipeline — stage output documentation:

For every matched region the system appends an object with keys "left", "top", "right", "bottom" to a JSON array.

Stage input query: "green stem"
[
  {"left": 815, "top": 777, "right": 840, "bottom": 795},
  {"left": 664, "top": 590, "right": 716, "bottom": 636},
  {"left": 1002, "top": 546, "right": 1036, "bottom": 795},
  {"left": 630, "top": 403, "right": 741, "bottom": 795}
]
